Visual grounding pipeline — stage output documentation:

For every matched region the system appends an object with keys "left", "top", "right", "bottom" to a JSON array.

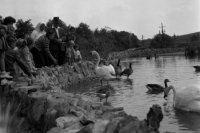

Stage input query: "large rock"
[
  {"left": 92, "top": 120, "right": 110, "bottom": 133},
  {"left": 0, "top": 61, "right": 165, "bottom": 133},
  {"left": 56, "top": 115, "right": 79, "bottom": 129}
]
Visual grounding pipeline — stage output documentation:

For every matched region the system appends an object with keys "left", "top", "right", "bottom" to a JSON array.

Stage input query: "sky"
[{"left": 0, "top": 0, "right": 200, "bottom": 39}]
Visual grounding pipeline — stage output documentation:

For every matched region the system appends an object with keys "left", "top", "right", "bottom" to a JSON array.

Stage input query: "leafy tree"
[
  {"left": 190, "top": 33, "right": 199, "bottom": 42},
  {"left": 45, "top": 20, "right": 140, "bottom": 58},
  {"left": 76, "top": 23, "right": 93, "bottom": 39},
  {"left": 150, "top": 33, "right": 174, "bottom": 48},
  {"left": 15, "top": 19, "right": 34, "bottom": 38}
]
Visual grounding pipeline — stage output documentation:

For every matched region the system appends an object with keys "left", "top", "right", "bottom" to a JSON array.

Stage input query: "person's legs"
[
  {"left": 30, "top": 47, "right": 44, "bottom": 68},
  {"left": 0, "top": 50, "right": 5, "bottom": 72},
  {"left": 0, "top": 50, "right": 12, "bottom": 78}
]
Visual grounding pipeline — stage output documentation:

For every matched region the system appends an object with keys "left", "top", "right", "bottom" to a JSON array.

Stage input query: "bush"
[{"left": 15, "top": 19, "right": 34, "bottom": 38}]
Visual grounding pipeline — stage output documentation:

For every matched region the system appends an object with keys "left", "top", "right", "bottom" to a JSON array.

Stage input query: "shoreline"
[
  {"left": 156, "top": 51, "right": 185, "bottom": 56},
  {"left": 0, "top": 61, "right": 164, "bottom": 133},
  {"left": 108, "top": 48, "right": 185, "bottom": 59}
]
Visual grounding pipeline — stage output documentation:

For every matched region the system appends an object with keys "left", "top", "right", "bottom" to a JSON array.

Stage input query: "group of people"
[{"left": 0, "top": 16, "right": 82, "bottom": 83}]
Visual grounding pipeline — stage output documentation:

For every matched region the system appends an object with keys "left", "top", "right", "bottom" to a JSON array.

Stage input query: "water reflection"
[
  {"left": 175, "top": 110, "right": 200, "bottom": 132},
  {"left": 0, "top": 101, "right": 21, "bottom": 133},
  {"left": 68, "top": 55, "right": 200, "bottom": 133},
  {"left": 154, "top": 58, "right": 168, "bottom": 69},
  {"left": 118, "top": 56, "right": 200, "bottom": 133},
  {"left": 123, "top": 79, "right": 133, "bottom": 86}
]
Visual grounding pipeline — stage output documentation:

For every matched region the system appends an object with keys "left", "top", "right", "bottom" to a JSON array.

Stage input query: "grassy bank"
[{"left": 108, "top": 48, "right": 185, "bottom": 59}]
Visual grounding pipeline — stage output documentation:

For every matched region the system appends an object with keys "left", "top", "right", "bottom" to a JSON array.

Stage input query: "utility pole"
[
  {"left": 159, "top": 22, "right": 165, "bottom": 35},
  {"left": 159, "top": 23, "right": 166, "bottom": 47},
  {"left": 141, "top": 35, "right": 144, "bottom": 46}
]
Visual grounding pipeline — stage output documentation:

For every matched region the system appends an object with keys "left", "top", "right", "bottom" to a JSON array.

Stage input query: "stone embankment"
[
  {"left": 0, "top": 61, "right": 163, "bottom": 133},
  {"left": 108, "top": 48, "right": 185, "bottom": 59}
]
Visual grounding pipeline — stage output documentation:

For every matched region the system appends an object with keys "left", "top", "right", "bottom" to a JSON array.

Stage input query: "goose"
[
  {"left": 82, "top": 85, "right": 114, "bottom": 104},
  {"left": 146, "top": 79, "right": 170, "bottom": 93},
  {"left": 114, "top": 59, "right": 122, "bottom": 78},
  {"left": 164, "top": 85, "right": 200, "bottom": 113},
  {"left": 146, "top": 56, "right": 151, "bottom": 60},
  {"left": 96, "top": 87, "right": 110, "bottom": 103},
  {"left": 91, "top": 50, "right": 116, "bottom": 86},
  {"left": 120, "top": 63, "right": 133, "bottom": 79},
  {"left": 193, "top": 65, "right": 200, "bottom": 71},
  {"left": 96, "top": 85, "right": 115, "bottom": 104}
]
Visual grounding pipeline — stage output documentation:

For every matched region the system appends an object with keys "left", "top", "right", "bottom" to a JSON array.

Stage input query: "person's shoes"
[{"left": 0, "top": 72, "right": 13, "bottom": 79}]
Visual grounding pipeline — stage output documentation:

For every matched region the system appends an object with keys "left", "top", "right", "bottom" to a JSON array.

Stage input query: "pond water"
[
  {"left": 67, "top": 55, "right": 200, "bottom": 133},
  {"left": 111, "top": 56, "right": 200, "bottom": 133}
]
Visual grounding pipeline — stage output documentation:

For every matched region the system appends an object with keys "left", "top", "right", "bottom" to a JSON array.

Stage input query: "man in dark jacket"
[{"left": 50, "top": 17, "right": 66, "bottom": 65}]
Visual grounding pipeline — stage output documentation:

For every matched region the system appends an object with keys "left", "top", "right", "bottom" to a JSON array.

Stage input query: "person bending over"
[
  {"left": 5, "top": 36, "right": 32, "bottom": 78},
  {"left": 31, "top": 29, "right": 57, "bottom": 68}
]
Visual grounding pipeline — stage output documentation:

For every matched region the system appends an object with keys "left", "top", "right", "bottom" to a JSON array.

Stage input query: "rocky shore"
[
  {"left": 108, "top": 48, "right": 185, "bottom": 59},
  {"left": 0, "top": 61, "right": 163, "bottom": 133}
]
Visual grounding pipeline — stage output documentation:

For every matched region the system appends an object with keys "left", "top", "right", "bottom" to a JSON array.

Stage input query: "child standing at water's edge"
[
  {"left": 74, "top": 45, "right": 82, "bottom": 62},
  {"left": 17, "top": 37, "right": 37, "bottom": 73},
  {"left": 65, "top": 40, "right": 75, "bottom": 65}
]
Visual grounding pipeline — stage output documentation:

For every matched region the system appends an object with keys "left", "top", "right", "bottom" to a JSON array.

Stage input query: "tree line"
[
  {"left": 15, "top": 18, "right": 139, "bottom": 59},
  {"left": 15, "top": 18, "right": 200, "bottom": 59}
]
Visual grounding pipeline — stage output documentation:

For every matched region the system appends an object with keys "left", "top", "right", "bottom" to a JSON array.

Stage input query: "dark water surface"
[{"left": 68, "top": 55, "right": 200, "bottom": 133}]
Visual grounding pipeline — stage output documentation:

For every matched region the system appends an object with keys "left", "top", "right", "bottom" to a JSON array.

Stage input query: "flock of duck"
[{"left": 91, "top": 50, "right": 200, "bottom": 113}]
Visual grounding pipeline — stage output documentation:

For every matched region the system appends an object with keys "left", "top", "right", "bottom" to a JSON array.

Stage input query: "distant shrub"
[{"left": 15, "top": 19, "right": 34, "bottom": 38}]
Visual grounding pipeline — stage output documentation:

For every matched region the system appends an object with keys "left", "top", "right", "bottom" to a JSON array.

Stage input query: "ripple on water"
[
  {"left": 113, "top": 56, "right": 200, "bottom": 133},
  {"left": 70, "top": 56, "right": 200, "bottom": 133}
]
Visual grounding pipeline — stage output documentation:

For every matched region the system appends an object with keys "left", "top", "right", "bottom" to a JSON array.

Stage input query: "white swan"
[
  {"left": 91, "top": 50, "right": 116, "bottom": 86},
  {"left": 164, "top": 85, "right": 200, "bottom": 112}
]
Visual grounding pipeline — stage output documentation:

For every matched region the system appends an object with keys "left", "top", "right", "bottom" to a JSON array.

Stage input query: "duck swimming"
[
  {"left": 146, "top": 79, "right": 170, "bottom": 93},
  {"left": 193, "top": 65, "right": 200, "bottom": 71}
]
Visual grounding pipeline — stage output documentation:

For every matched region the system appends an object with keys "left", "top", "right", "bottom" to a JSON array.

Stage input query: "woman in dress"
[{"left": 31, "top": 23, "right": 46, "bottom": 42}]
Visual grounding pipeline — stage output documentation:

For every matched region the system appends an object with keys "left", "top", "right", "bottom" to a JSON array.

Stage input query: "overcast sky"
[{"left": 1, "top": 0, "right": 200, "bottom": 39}]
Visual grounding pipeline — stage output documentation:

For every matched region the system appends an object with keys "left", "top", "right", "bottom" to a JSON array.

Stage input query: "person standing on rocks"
[
  {"left": 17, "top": 37, "right": 37, "bottom": 73},
  {"left": 31, "top": 23, "right": 46, "bottom": 42},
  {"left": 65, "top": 40, "right": 75, "bottom": 65},
  {"left": 50, "top": 17, "right": 66, "bottom": 65},
  {"left": 74, "top": 45, "right": 82, "bottom": 62},
  {"left": 0, "top": 26, "right": 12, "bottom": 78},
  {"left": 3, "top": 16, "right": 16, "bottom": 39}
]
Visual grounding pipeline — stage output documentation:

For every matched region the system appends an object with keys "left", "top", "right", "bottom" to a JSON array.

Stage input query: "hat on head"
[{"left": 53, "top": 17, "right": 59, "bottom": 22}]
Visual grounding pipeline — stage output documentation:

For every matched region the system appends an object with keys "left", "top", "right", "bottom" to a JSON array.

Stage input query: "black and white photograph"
[{"left": 0, "top": 0, "right": 200, "bottom": 133}]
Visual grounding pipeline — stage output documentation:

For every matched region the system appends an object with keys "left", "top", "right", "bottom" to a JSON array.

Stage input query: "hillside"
[
  {"left": 140, "top": 31, "right": 200, "bottom": 48},
  {"left": 175, "top": 32, "right": 200, "bottom": 42}
]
